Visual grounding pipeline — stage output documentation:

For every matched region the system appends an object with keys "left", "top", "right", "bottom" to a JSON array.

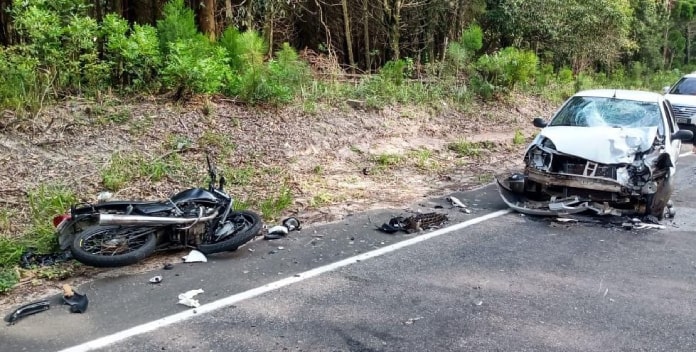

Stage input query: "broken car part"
[
  {"left": 264, "top": 225, "right": 290, "bottom": 240},
  {"left": 497, "top": 89, "right": 693, "bottom": 219},
  {"left": 281, "top": 217, "right": 301, "bottom": 231},
  {"left": 62, "top": 284, "right": 88, "bottom": 313},
  {"left": 149, "top": 275, "right": 163, "bottom": 284},
  {"left": 4, "top": 300, "right": 50, "bottom": 325},
  {"left": 377, "top": 213, "right": 449, "bottom": 234},
  {"left": 178, "top": 289, "right": 204, "bottom": 308},
  {"left": 182, "top": 249, "right": 207, "bottom": 263}
]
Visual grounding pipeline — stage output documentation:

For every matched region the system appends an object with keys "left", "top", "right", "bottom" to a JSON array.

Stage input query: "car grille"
[
  {"left": 670, "top": 104, "right": 696, "bottom": 120},
  {"left": 563, "top": 162, "right": 616, "bottom": 179}
]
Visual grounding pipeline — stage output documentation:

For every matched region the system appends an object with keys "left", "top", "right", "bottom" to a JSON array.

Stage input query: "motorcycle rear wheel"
[
  {"left": 71, "top": 225, "right": 158, "bottom": 267},
  {"left": 197, "top": 210, "right": 263, "bottom": 254}
]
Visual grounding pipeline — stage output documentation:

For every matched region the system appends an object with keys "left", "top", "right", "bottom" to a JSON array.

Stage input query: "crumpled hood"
[{"left": 529, "top": 126, "right": 659, "bottom": 164}]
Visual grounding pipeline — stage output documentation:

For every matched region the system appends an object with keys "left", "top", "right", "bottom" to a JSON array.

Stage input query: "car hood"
[
  {"left": 664, "top": 93, "right": 696, "bottom": 106},
  {"left": 530, "top": 126, "right": 659, "bottom": 164}
]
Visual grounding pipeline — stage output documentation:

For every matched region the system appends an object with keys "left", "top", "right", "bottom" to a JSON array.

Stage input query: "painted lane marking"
[
  {"left": 58, "top": 209, "right": 511, "bottom": 352},
  {"left": 679, "top": 151, "right": 694, "bottom": 158}
]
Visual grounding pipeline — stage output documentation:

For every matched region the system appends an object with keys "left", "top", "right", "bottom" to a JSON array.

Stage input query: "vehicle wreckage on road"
[{"left": 497, "top": 89, "right": 694, "bottom": 219}]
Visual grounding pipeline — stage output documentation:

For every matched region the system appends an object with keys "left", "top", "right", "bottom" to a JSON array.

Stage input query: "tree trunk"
[
  {"left": 112, "top": 0, "right": 124, "bottom": 17},
  {"left": 342, "top": 0, "right": 355, "bottom": 73},
  {"left": 0, "top": 0, "right": 11, "bottom": 45},
  {"left": 383, "top": 0, "right": 401, "bottom": 61},
  {"left": 201, "top": 0, "right": 216, "bottom": 41},
  {"left": 225, "top": 0, "right": 233, "bottom": 26},
  {"left": 363, "top": 0, "right": 371, "bottom": 72}
]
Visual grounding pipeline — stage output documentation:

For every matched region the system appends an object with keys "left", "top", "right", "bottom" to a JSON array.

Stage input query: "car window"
[
  {"left": 669, "top": 77, "right": 696, "bottom": 95},
  {"left": 549, "top": 96, "right": 664, "bottom": 134}
]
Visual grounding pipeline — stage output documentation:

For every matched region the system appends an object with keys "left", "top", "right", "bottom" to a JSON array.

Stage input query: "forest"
[{"left": 2, "top": 0, "right": 696, "bottom": 110}]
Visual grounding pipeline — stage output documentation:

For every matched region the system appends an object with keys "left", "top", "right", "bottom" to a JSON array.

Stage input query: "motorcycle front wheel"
[
  {"left": 71, "top": 225, "right": 158, "bottom": 267},
  {"left": 197, "top": 210, "right": 263, "bottom": 254}
]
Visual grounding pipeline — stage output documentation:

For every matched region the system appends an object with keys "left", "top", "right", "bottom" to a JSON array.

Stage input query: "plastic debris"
[
  {"left": 149, "top": 275, "right": 163, "bottom": 284},
  {"left": 163, "top": 263, "right": 174, "bottom": 270},
  {"left": 447, "top": 196, "right": 471, "bottom": 213},
  {"left": 62, "top": 284, "right": 88, "bottom": 313},
  {"left": 281, "top": 217, "right": 301, "bottom": 231},
  {"left": 178, "top": 289, "right": 204, "bottom": 308},
  {"left": 264, "top": 225, "right": 289, "bottom": 240},
  {"left": 182, "top": 249, "right": 207, "bottom": 263},
  {"left": 4, "top": 300, "right": 50, "bottom": 325}
]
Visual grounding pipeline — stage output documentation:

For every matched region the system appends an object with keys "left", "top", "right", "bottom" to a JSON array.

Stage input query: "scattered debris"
[
  {"left": 182, "top": 249, "right": 207, "bottom": 263},
  {"left": 264, "top": 225, "right": 289, "bottom": 240},
  {"left": 62, "top": 284, "right": 88, "bottom": 313},
  {"left": 377, "top": 212, "right": 449, "bottom": 234},
  {"left": 403, "top": 316, "right": 424, "bottom": 325},
  {"left": 19, "top": 250, "right": 72, "bottom": 269},
  {"left": 149, "top": 275, "right": 163, "bottom": 284},
  {"left": 264, "top": 217, "right": 302, "bottom": 240},
  {"left": 163, "top": 263, "right": 174, "bottom": 270},
  {"left": 446, "top": 196, "right": 471, "bottom": 213},
  {"left": 281, "top": 217, "right": 301, "bottom": 231},
  {"left": 4, "top": 300, "right": 50, "bottom": 325},
  {"left": 178, "top": 289, "right": 204, "bottom": 308},
  {"left": 555, "top": 217, "right": 579, "bottom": 223}
]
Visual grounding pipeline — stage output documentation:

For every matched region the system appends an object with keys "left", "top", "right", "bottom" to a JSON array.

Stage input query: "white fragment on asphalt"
[
  {"left": 182, "top": 249, "right": 207, "bottom": 263},
  {"left": 149, "top": 275, "right": 163, "bottom": 284},
  {"left": 404, "top": 316, "right": 424, "bottom": 325},
  {"left": 603, "top": 288, "right": 608, "bottom": 297},
  {"left": 447, "top": 196, "right": 467, "bottom": 208},
  {"left": 474, "top": 300, "right": 483, "bottom": 306},
  {"left": 178, "top": 289, "right": 204, "bottom": 308},
  {"left": 243, "top": 270, "right": 249, "bottom": 274},
  {"left": 277, "top": 246, "right": 285, "bottom": 250},
  {"left": 555, "top": 217, "right": 578, "bottom": 223}
]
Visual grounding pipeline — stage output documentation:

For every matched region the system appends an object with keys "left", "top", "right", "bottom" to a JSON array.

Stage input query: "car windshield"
[
  {"left": 669, "top": 77, "right": 696, "bottom": 95},
  {"left": 549, "top": 96, "right": 663, "bottom": 132}
]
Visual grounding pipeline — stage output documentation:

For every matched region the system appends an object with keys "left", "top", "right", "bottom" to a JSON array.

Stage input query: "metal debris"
[{"left": 178, "top": 289, "right": 204, "bottom": 308}]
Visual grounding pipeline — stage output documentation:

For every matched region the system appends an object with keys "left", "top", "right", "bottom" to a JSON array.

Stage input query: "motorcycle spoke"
[{"left": 82, "top": 227, "right": 157, "bottom": 256}]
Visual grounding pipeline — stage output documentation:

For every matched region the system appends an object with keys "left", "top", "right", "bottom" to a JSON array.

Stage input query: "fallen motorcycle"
[{"left": 52, "top": 155, "right": 263, "bottom": 267}]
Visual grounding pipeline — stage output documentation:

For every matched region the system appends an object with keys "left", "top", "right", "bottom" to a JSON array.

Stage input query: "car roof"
[{"left": 574, "top": 89, "right": 662, "bottom": 103}]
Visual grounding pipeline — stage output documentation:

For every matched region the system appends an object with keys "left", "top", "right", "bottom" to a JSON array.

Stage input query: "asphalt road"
[{"left": 2, "top": 148, "right": 696, "bottom": 352}]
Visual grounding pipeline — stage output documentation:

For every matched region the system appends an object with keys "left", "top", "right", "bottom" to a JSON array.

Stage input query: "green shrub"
[
  {"left": 161, "top": 38, "right": 230, "bottom": 95},
  {"left": 26, "top": 184, "right": 77, "bottom": 254},
  {"left": 156, "top": 0, "right": 200, "bottom": 56},
  {"left": 103, "top": 14, "right": 162, "bottom": 89},
  {"left": 474, "top": 47, "right": 538, "bottom": 95},
  {"left": 0, "top": 47, "right": 41, "bottom": 110},
  {"left": 461, "top": 24, "right": 483, "bottom": 52},
  {"left": 219, "top": 26, "right": 244, "bottom": 71},
  {"left": 0, "top": 267, "right": 19, "bottom": 294}
]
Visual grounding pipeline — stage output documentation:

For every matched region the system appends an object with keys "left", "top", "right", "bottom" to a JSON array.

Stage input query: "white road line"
[
  {"left": 58, "top": 209, "right": 511, "bottom": 352},
  {"left": 680, "top": 151, "right": 694, "bottom": 158}
]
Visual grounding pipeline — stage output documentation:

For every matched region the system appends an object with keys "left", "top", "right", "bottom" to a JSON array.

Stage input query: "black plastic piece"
[{"left": 4, "top": 300, "right": 50, "bottom": 325}]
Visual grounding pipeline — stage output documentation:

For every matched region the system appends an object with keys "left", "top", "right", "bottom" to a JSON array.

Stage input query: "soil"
[{"left": 0, "top": 92, "right": 555, "bottom": 310}]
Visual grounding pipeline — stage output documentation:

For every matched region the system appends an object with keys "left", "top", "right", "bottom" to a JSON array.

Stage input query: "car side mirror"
[
  {"left": 532, "top": 117, "right": 547, "bottom": 128},
  {"left": 663, "top": 86, "right": 671, "bottom": 94},
  {"left": 671, "top": 129, "right": 694, "bottom": 142}
]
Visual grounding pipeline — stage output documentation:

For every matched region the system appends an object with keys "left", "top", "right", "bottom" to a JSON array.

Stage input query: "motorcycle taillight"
[{"left": 52, "top": 214, "right": 71, "bottom": 228}]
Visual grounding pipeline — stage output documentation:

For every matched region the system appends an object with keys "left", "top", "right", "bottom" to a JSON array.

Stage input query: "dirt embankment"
[{"left": 0, "top": 93, "right": 555, "bottom": 307}]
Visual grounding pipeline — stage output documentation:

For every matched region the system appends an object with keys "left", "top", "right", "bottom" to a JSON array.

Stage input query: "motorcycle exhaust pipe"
[{"left": 99, "top": 211, "right": 218, "bottom": 226}]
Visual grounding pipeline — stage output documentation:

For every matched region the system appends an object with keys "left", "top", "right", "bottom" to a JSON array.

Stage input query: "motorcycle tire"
[
  {"left": 71, "top": 225, "right": 158, "bottom": 267},
  {"left": 197, "top": 210, "right": 263, "bottom": 254}
]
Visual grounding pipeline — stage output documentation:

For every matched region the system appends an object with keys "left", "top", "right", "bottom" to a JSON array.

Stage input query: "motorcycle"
[{"left": 52, "top": 155, "right": 263, "bottom": 268}]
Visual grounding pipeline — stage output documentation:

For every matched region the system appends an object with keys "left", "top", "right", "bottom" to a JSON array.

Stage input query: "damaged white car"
[{"left": 497, "top": 89, "right": 693, "bottom": 219}]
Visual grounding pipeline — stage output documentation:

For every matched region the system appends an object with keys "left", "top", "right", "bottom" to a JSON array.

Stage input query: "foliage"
[
  {"left": 258, "top": 187, "right": 293, "bottom": 220},
  {"left": 26, "top": 184, "right": 77, "bottom": 254},
  {"left": 102, "top": 14, "right": 162, "bottom": 89},
  {"left": 475, "top": 47, "right": 538, "bottom": 95},
  {"left": 161, "top": 38, "right": 230, "bottom": 95},
  {"left": 156, "top": 0, "right": 200, "bottom": 55},
  {"left": 0, "top": 267, "right": 19, "bottom": 294},
  {"left": 101, "top": 152, "right": 183, "bottom": 191},
  {"left": 0, "top": 47, "right": 41, "bottom": 110}
]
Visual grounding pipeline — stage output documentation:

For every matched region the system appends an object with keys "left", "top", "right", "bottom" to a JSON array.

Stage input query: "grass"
[
  {"left": 101, "top": 152, "right": 183, "bottom": 191},
  {"left": 310, "top": 192, "right": 333, "bottom": 207},
  {"left": 226, "top": 166, "right": 256, "bottom": 186},
  {"left": 407, "top": 147, "right": 436, "bottom": 170},
  {"left": 371, "top": 152, "right": 403, "bottom": 166},
  {"left": 198, "top": 130, "right": 236, "bottom": 157},
  {"left": 0, "top": 184, "right": 77, "bottom": 293},
  {"left": 258, "top": 186, "right": 293, "bottom": 220},
  {"left": 447, "top": 139, "right": 497, "bottom": 157},
  {"left": 512, "top": 129, "right": 525, "bottom": 145}
]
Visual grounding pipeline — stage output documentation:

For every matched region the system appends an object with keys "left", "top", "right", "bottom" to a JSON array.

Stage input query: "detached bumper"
[{"left": 495, "top": 173, "right": 622, "bottom": 217}]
